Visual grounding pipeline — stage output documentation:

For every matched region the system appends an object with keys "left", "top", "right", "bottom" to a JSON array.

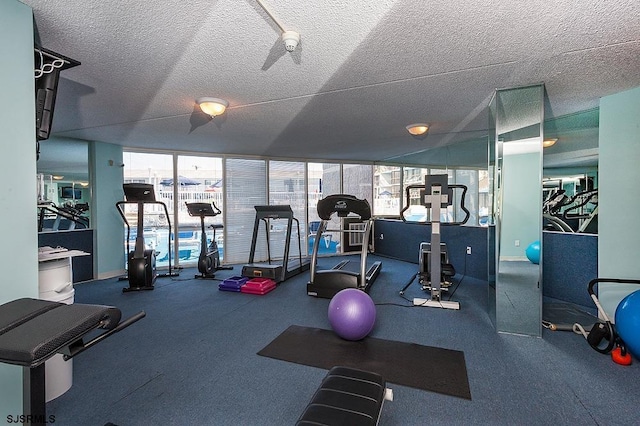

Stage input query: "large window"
[
  {"left": 122, "top": 152, "right": 226, "bottom": 268},
  {"left": 268, "top": 160, "right": 306, "bottom": 261},
  {"left": 373, "top": 165, "right": 401, "bottom": 217},
  {"left": 308, "top": 162, "right": 340, "bottom": 255},
  {"left": 343, "top": 164, "right": 373, "bottom": 204},
  {"left": 176, "top": 155, "right": 224, "bottom": 265},
  {"left": 454, "top": 169, "right": 478, "bottom": 226},
  {"left": 122, "top": 152, "right": 174, "bottom": 268},
  {"left": 224, "top": 158, "right": 267, "bottom": 264},
  {"left": 120, "top": 150, "right": 489, "bottom": 269}
]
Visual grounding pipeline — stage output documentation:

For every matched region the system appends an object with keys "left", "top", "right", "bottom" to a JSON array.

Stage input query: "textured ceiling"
[{"left": 24, "top": 0, "right": 640, "bottom": 166}]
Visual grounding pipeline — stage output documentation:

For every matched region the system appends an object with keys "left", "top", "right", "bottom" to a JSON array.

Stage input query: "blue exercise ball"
[
  {"left": 525, "top": 241, "right": 541, "bottom": 264},
  {"left": 615, "top": 289, "right": 640, "bottom": 359},
  {"left": 328, "top": 288, "right": 376, "bottom": 341}
]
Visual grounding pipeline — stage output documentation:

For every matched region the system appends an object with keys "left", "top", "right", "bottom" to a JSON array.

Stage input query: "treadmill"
[
  {"left": 307, "top": 194, "right": 382, "bottom": 298},
  {"left": 241, "top": 205, "right": 310, "bottom": 283}
]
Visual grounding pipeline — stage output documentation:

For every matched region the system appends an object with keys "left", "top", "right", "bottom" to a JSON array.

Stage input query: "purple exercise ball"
[{"left": 328, "top": 288, "right": 376, "bottom": 341}]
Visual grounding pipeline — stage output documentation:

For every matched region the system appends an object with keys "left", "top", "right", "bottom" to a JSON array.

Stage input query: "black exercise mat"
[{"left": 258, "top": 325, "right": 471, "bottom": 400}]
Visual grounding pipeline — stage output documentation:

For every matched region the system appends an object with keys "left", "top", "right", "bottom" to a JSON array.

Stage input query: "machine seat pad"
[
  {"left": 297, "top": 366, "right": 386, "bottom": 426},
  {"left": 442, "top": 263, "right": 456, "bottom": 278},
  {"left": 0, "top": 298, "right": 121, "bottom": 367}
]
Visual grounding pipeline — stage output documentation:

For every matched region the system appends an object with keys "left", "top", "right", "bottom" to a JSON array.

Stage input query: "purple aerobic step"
[{"left": 218, "top": 276, "right": 249, "bottom": 292}]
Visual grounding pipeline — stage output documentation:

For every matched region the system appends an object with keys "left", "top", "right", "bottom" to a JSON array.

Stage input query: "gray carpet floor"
[{"left": 46, "top": 255, "right": 640, "bottom": 425}]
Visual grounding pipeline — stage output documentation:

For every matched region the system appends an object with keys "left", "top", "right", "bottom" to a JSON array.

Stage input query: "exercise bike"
[{"left": 186, "top": 202, "right": 233, "bottom": 279}]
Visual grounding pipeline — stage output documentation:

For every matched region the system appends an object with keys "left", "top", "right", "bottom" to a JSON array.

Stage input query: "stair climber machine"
[
  {"left": 307, "top": 194, "right": 382, "bottom": 298},
  {"left": 241, "top": 205, "right": 311, "bottom": 283},
  {"left": 186, "top": 202, "right": 233, "bottom": 279},
  {"left": 116, "top": 183, "right": 179, "bottom": 292},
  {"left": 399, "top": 174, "right": 469, "bottom": 310}
]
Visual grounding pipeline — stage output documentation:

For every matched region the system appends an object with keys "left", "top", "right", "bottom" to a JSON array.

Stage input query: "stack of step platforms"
[
  {"left": 241, "top": 277, "right": 277, "bottom": 295},
  {"left": 219, "top": 276, "right": 277, "bottom": 295}
]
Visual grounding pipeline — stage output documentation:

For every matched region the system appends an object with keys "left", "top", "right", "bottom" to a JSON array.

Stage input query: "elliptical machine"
[
  {"left": 186, "top": 202, "right": 233, "bottom": 279},
  {"left": 116, "top": 183, "right": 178, "bottom": 293}
]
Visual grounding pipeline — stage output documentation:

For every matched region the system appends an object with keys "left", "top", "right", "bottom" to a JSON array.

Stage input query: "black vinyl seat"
[
  {"left": 0, "top": 298, "right": 121, "bottom": 367},
  {"left": 0, "top": 298, "right": 144, "bottom": 426},
  {"left": 297, "top": 366, "right": 391, "bottom": 426}
]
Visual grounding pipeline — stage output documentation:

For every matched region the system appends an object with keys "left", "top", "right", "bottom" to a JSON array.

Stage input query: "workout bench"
[
  {"left": 297, "top": 366, "right": 393, "bottom": 426},
  {"left": 0, "top": 298, "right": 145, "bottom": 426}
]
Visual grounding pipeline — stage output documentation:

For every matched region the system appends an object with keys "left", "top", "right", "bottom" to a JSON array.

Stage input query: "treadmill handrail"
[
  {"left": 246, "top": 205, "right": 307, "bottom": 282},
  {"left": 317, "top": 194, "right": 372, "bottom": 220},
  {"left": 309, "top": 218, "right": 374, "bottom": 289},
  {"left": 309, "top": 198, "right": 374, "bottom": 289},
  {"left": 254, "top": 205, "right": 294, "bottom": 219}
]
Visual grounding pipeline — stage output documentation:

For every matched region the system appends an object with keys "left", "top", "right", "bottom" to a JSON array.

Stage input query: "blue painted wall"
[
  {"left": 89, "top": 141, "right": 125, "bottom": 278},
  {"left": 374, "top": 220, "right": 488, "bottom": 280},
  {"left": 542, "top": 231, "right": 597, "bottom": 309},
  {"left": 0, "top": 0, "right": 38, "bottom": 418}
]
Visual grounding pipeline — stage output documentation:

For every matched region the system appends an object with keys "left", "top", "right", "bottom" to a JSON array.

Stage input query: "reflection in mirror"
[
  {"left": 380, "top": 135, "right": 490, "bottom": 227},
  {"left": 542, "top": 171, "right": 598, "bottom": 234},
  {"left": 542, "top": 109, "right": 599, "bottom": 234},
  {"left": 36, "top": 138, "right": 90, "bottom": 232},
  {"left": 491, "top": 84, "right": 544, "bottom": 336}
]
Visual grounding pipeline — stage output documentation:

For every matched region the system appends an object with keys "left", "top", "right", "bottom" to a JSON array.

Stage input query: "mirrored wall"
[
  {"left": 542, "top": 109, "right": 599, "bottom": 235},
  {"left": 36, "top": 138, "right": 90, "bottom": 232}
]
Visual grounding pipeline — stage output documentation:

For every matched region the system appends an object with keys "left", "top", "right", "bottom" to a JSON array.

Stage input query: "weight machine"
[
  {"left": 186, "top": 202, "right": 233, "bottom": 279},
  {"left": 399, "top": 175, "right": 469, "bottom": 310}
]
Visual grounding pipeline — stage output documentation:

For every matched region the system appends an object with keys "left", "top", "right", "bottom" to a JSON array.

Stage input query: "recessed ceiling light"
[{"left": 543, "top": 138, "right": 558, "bottom": 148}]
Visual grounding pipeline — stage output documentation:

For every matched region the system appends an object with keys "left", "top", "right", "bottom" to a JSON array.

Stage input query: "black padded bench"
[
  {"left": 0, "top": 298, "right": 145, "bottom": 426},
  {"left": 297, "top": 366, "right": 393, "bottom": 426}
]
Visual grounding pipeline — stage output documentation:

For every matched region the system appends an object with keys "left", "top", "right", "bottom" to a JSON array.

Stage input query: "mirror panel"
[
  {"left": 492, "top": 84, "right": 544, "bottom": 336},
  {"left": 487, "top": 95, "right": 497, "bottom": 326},
  {"left": 542, "top": 109, "right": 599, "bottom": 234},
  {"left": 36, "top": 138, "right": 90, "bottom": 232}
]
